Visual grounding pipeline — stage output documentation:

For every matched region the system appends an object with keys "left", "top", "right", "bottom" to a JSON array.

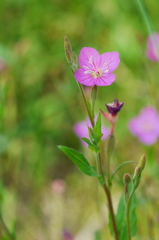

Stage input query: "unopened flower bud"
[
  {"left": 64, "top": 35, "right": 73, "bottom": 64},
  {"left": 123, "top": 173, "right": 131, "bottom": 185},
  {"left": 106, "top": 99, "right": 124, "bottom": 117},
  {"left": 138, "top": 154, "right": 146, "bottom": 171},
  {"left": 100, "top": 110, "right": 118, "bottom": 124},
  {"left": 71, "top": 51, "right": 78, "bottom": 72},
  {"left": 133, "top": 166, "right": 141, "bottom": 179}
]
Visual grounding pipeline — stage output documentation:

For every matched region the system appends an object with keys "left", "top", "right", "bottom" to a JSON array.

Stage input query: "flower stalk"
[
  {"left": 91, "top": 90, "right": 118, "bottom": 239},
  {"left": 64, "top": 36, "right": 120, "bottom": 239},
  {"left": 95, "top": 153, "right": 119, "bottom": 240},
  {"left": 124, "top": 155, "right": 146, "bottom": 240}
]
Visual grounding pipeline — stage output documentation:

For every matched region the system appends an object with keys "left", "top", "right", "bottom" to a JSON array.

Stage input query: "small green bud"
[
  {"left": 132, "top": 154, "right": 146, "bottom": 190},
  {"left": 133, "top": 166, "right": 141, "bottom": 178},
  {"left": 139, "top": 154, "right": 146, "bottom": 171},
  {"left": 123, "top": 173, "right": 131, "bottom": 205},
  {"left": 64, "top": 35, "right": 73, "bottom": 64},
  {"left": 123, "top": 173, "right": 131, "bottom": 185},
  {"left": 71, "top": 51, "right": 79, "bottom": 73}
]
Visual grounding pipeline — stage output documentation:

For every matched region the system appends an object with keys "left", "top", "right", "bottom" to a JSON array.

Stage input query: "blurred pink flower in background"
[
  {"left": 74, "top": 47, "right": 120, "bottom": 86},
  {"left": 128, "top": 107, "right": 159, "bottom": 145},
  {"left": 147, "top": 33, "right": 159, "bottom": 62},
  {"left": 0, "top": 59, "right": 7, "bottom": 72},
  {"left": 63, "top": 230, "right": 74, "bottom": 240},
  {"left": 74, "top": 116, "right": 109, "bottom": 147},
  {"left": 51, "top": 179, "right": 66, "bottom": 195}
]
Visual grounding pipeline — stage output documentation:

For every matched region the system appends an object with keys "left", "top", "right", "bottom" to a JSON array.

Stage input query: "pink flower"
[
  {"left": 147, "top": 33, "right": 159, "bottom": 62},
  {"left": 128, "top": 107, "right": 159, "bottom": 145},
  {"left": 74, "top": 47, "right": 120, "bottom": 86},
  {"left": 63, "top": 230, "right": 74, "bottom": 240},
  {"left": 74, "top": 116, "right": 109, "bottom": 147},
  {"left": 51, "top": 179, "right": 66, "bottom": 195}
]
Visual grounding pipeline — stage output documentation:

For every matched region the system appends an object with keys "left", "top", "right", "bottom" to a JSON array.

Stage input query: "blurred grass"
[{"left": 0, "top": 0, "right": 159, "bottom": 239}]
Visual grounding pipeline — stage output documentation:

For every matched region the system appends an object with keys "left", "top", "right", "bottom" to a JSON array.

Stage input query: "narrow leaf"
[
  {"left": 111, "top": 161, "right": 135, "bottom": 181},
  {"left": 88, "top": 126, "right": 96, "bottom": 142},
  {"left": 94, "top": 113, "right": 103, "bottom": 143},
  {"left": 82, "top": 138, "right": 100, "bottom": 152},
  {"left": 58, "top": 145, "right": 99, "bottom": 177}
]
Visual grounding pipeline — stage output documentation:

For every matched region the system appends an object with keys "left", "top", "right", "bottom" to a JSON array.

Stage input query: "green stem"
[
  {"left": 96, "top": 153, "right": 119, "bottom": 240},
  {"left": 91, "top": 85, "right": 98, "bottom": 122},
  {"left": 107, "top": 153, "right": 111, "bottom": 189},
  {"left": 76, "top": 77, "right": 118, "bottom": 239},
  {"left": 77, "top": 82, "right": 94, "bottom": 127},
  {"left": 126, "top": 188, "right": 135, "bottom": 240},
  {"left": 134, "top": 0, "right": 153, "bottom": 35}
]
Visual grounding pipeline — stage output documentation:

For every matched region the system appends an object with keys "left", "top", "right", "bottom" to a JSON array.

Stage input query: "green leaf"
[
  {"left": 82, "top": 138, "right": 100, "bottom": 153},
  {"left": 58, "top": 145, "right": 99, "bottom": 177},
  {"left": 88, "top": 126, "right": 96, "bottom": 142},
  {"left": 94, "top": 113, "right": 102, "bottom": 136},
  {"left": 115, "top": 193, "right": 137, "bottom": 240},
  {"left": 94, "top": 113, "right": 103, "bottom": 143},
  {"left": 87, "top": 114, "right": 103, "bottom": 145},
  {"left": 111, "top": 161, "right": 135, "bottom": 181}
]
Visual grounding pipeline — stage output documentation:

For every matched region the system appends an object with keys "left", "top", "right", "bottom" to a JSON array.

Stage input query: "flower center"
[
  {"left": 83, "top": 67, "right": 103, "bottom": 78},
  {"left": 91, "top": 69, "right": 102, "bottom": 78}
]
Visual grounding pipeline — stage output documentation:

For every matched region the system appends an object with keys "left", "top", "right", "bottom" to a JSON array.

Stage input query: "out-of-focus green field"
[{"left": 0, "top": 0, "right": 159, "bottom": 239}]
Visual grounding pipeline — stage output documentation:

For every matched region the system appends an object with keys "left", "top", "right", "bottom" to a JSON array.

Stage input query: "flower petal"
[
  {"left": 100, "top": 51, "right": 120, "bottom": 72},
  {"left": 101, "top": 126, "right": 110, "bottom": 140},
  {"left": 79, "top": 47, "right": 101, "bottom": 68},
  {"left": 128, "top": 117, "right": 141, "bottom": 135},
  {"left": 74, "top": 68, "right": 95, "bottom": 86},
  {"left": 139, "top": 133, "right": 158, "bottom": 145},
  {"left": 95, "top": 73, "right": 116, "bottom": 86},
  {"left": 147, "top": 33, "right": 159, "bottom": 62}
]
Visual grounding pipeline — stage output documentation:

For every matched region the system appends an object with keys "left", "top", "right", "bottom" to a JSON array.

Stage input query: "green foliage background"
[{"left": 0, "top": 0, "right": 159, "bottom": 239}]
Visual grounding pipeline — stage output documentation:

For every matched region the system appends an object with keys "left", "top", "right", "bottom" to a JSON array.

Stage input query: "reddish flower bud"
[
  {"left": 106, "top": 99, "right": 124, "bottom": 116},
  {"left": 123, "top": 173, "right": 131, "bottom": 185}
]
